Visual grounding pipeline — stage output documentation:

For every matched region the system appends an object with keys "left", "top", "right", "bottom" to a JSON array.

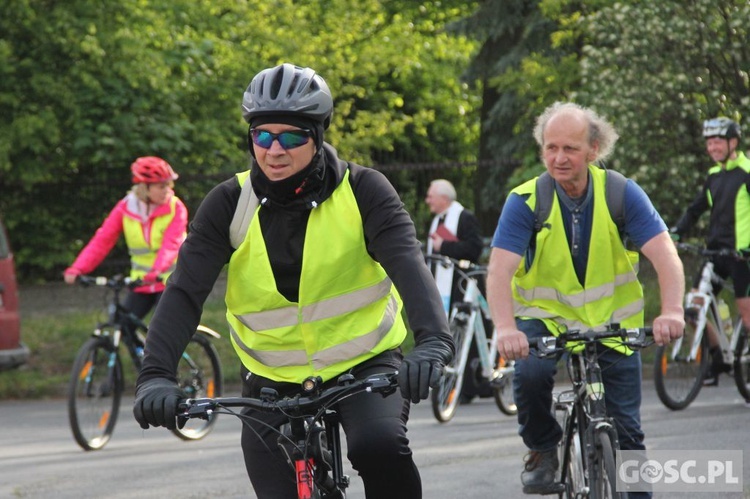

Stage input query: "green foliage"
[
  {"left": 463, "top": 0, "right": 750, "bottom": 234},
  {"left": 573, "top": 0, "right": 750, "bottom": 226},
  {"left": 1, "top": 0, "right": 481, "bottom": 281}
]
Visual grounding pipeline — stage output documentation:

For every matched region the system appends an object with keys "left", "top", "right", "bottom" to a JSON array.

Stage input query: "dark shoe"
[
  {"left": 521, "top": 449, "right": 559, "bottom": 494},
  {"left": 703, "top": 374, "right": 719, "bottom": 387},
  {"left": 476, "top": 380, "right": 494, "bottom": 399},
  {"left": 459, "top": 393, "right": 475, "bottom": 405}
]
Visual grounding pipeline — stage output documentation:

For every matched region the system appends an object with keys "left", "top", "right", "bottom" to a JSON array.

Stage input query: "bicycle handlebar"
[
  {"left": 178, "top": 372, "right": 399, "bottom": 422},
  {"left": 676, "top": 243, "right": 750, "bottom": 261},
  {"left": 423, "top": 254, "right": 486, "bottom": 276},
  {"left": 530, "top": 326, "right": 654, "bottom": 358},
  {"left": 77, "top": 274, "right": 159, "bottom": 290}
]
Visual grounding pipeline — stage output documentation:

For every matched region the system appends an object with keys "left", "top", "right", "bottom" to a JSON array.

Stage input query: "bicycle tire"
[
  {"left": 431, "top": 312, "right": 471, "bottom": 422},
  {"left": 68, "top": 335, "right": 123, "bottom": 451},
  {"left": 492, "top": 357, "right": 517, "bottom": 416},
  {"left": 171, "top": 332, "right": 223, "bottom": 441},
  {"left": 589, "top": 430, "right": 623, "bottom": 499},
  {"left": 733, "top": 326, "right": 750, "bottom": 402},
  {"left": 558, "top": 406, "right": 586, "bottom": 499},
  {"left": 653, "top": 307, "right": 710, "bottom": 410}
]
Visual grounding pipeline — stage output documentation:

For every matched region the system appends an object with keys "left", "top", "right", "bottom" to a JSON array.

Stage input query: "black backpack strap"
[
  {"left": 533, "top": 172, "right": 555, "bottom": 232},
  {"left": 604, "top": 169, "right": 627, "bottom": 232}
]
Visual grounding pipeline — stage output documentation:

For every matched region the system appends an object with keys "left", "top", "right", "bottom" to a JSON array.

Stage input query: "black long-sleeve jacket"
[
  {"left": 673, "top": 153, "right": 750, "bottom": 251},
  {"left": 137, "top": 144, "right": 454, "bottom": 384}
]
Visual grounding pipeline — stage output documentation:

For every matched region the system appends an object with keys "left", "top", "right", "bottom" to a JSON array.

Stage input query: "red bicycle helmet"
[{"left": 131, "top": 156, "right": 179, "bottom": 183}]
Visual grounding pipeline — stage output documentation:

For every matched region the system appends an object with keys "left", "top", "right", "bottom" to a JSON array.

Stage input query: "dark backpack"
[{"left": 533, "top": 169, "right": 627, "bottom": 234}]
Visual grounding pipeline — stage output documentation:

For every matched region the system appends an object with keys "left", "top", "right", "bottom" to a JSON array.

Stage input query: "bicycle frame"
[
  {"left": 535, "top": 327, "right": 653, "bottom": 498},
  {"left": 180, "top": 373, "right": 399, "bottom": 499},
  {"left": 458, "top": 272, "right": 506, "bottom": 382},
  {"left": 68, "top": 274, "right": 223, "bottom": 451},
  {"left": 673, "top": 261, "right": 742, "bottom": 365},
  {"left": 426, "top": 254, "right": 516, "bottom": 421}
]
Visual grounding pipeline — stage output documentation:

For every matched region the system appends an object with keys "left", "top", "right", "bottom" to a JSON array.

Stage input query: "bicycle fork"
[{"left": 279, "top": 415, "right": 345, "bottom": 499}]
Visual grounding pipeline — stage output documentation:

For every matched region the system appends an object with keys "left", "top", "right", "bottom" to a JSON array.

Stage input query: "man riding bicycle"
[
  {"left": 671, "top": 117, "right": 750, "bottom": 386},
  {"left": 132, "top": 63, "right": 453, "bottom": 499},
  {"left": 486, "top": 102, "right": 684, "bottom": 497}
]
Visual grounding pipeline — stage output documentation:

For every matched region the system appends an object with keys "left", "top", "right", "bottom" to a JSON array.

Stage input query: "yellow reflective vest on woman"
[
  {"left": 226, "top": 170, "right": 408, "bottom": 383},
  {"left": 511, "top": 165, "right": 644, "bottom": 353},
  {"left": 123, "top": 196, "right": 180, "bottom": 282}
]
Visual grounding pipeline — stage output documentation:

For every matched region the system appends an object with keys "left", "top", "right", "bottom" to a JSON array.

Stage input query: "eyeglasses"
[{"left": 250, "top": 128, "right": 312, "bottom": 150}]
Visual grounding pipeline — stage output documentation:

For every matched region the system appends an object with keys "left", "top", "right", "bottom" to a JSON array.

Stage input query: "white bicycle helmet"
[
  {"left": 703, "top": 117, "right": 741, "bottom": 140},
  {"left": 242, "top": 64, "right": 333, "bottom": 129}
]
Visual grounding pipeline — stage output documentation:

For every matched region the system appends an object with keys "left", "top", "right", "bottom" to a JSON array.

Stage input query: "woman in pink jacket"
[{"left": 64, "top": 156, "right": 188, "bottom": 322}]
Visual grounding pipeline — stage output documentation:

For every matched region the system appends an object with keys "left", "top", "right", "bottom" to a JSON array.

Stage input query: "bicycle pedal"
[
  {"left": 533, "top": 482, "right": 566, "bottom": 495},
  {"left": 489, "top": 376, "right": 506, "bottom": 387}
]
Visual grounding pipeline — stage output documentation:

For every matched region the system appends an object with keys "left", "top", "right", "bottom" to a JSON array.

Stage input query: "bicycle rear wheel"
[
  {"left": 171, "top": 332, "right": 223, "bottom": 441},
  {"left": 68, "top": 335, "right": 123, "bottom": 451},
  {"left": 589, "top": 430, "right": 623, "bottom": 499},
  {"left": 733, "top": 326, "right": 750, "bottom": 402},
  {"left": 491, "top": 357, "right": 517, "bottom": 415},
  {"left": 653, "top": 307, "right": 710, "bottom": 410},
  {"left": 431, "top": 312, "right": 471, "bottom": 422}
]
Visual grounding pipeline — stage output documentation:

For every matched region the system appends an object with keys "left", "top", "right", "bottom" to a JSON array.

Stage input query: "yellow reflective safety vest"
[
  {"left": 511, "top": 165, "right": 644, "bottom": 353},
  {"left": 123, "top": 196, "right": 180, "bottom": 281},
  {"left": 226, "top": 169, "right": 407, "bottom": 383}
]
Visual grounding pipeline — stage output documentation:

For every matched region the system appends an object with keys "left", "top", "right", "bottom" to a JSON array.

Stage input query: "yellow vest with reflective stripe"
[
  {"left": 123, "top": 197, "right": 179, "bottom": 281},
  {"left": 226, "top": 169, "right": 407, "bottom": 383},
  {"left": 512, "top": 166, "right": 643, "bottom": 353}
]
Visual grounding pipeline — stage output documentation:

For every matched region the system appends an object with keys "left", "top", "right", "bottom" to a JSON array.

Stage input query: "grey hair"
[
  {"left": 533, "top": 102, "right": 619, "bottom": 163},
  {"left": 429, "top": 179, "right": 456, "bottom": 201}
]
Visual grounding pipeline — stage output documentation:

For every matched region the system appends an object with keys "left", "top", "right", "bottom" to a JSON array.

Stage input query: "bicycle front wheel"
[
  {"left": 431, "top": 313, "right": 471, "bottom": 423},
  {"left": 492, "top": 357, "right": 517, "bottom": 416},
  {"left": 68, "top": 336, "right": 123, "bottom": 451},
  {"left": 171, "top": 332, "right": 223, "bottom": 441},
  {"left": 558, "top": 407, "right": 586, "bottom": 498},
  {"left": 653, "top": 307, "right": 710, "bottom": 410},
  {"left": 589, "top": 430, "right": 623, "bottom": 499},
  {"left": 733, "top": 326, "right": 750, "bottom": 402}
]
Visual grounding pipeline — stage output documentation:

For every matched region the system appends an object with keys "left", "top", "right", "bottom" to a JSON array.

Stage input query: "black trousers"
[
  {"left": 239, "top": 350, "right": 422, "bottom": 499},
  {"left": 122, "top": 291, "right": 161, "bottom": 343},
  {"left": 122, "top": 290, "right": 162, "bottom": 320}
]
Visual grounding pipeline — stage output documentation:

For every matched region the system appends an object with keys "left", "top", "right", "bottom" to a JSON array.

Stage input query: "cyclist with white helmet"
[
  {"left": 64, "top": 156, "right": 187, "bottom": 320},
  {"left": 671, "top": 117, "right": 750, "bottom": 385},
  {"left": 133, "top": 63, "right": 453, "bottom": 498}
]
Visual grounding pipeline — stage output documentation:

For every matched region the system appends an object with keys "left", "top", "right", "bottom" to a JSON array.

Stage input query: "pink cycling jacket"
[{"left": 68, "top": 190, "right": 188, "bottom": 293}]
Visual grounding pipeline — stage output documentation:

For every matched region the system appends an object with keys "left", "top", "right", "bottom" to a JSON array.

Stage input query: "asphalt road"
[{"left": 2, "top": 376, "right": 749, "bottom": 498}]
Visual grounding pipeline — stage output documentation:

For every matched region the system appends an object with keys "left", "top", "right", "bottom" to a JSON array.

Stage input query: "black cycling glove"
[
  {"left": 133, "top": 378, "right": 186, "bottom": 430},
  {"left": 398, "top": 342, "right": 447, "bottom": 404}
]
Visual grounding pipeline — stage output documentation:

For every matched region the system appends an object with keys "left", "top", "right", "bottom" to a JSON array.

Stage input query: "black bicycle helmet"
[
  {"left": 703, "top": 117, "right": 741, "bottom": 140},
  {"left": 242, "top": 64, "right": 333, "bottom": 129}
]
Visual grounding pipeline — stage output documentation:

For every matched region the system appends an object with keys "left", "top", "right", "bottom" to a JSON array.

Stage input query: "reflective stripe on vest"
[
  {"left": 235, "top": 277, "right": 393, "bottom": 330},
  {"left": 123, "top": 196, "right": 179, "bottom": 280},
  {"left": 230, "top": 293, "right": 400, "bottom": 371},
  {"left": 511, "top": 166, "right": 644, "bottom": 352},
  {"left": 225, "top": 169, "right": 407, "bottom": 383}
]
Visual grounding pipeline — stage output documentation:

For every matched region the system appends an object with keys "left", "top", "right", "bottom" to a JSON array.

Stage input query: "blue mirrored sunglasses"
[{"left": 250, "top": 128, "right": 312, "bottom": 150}]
